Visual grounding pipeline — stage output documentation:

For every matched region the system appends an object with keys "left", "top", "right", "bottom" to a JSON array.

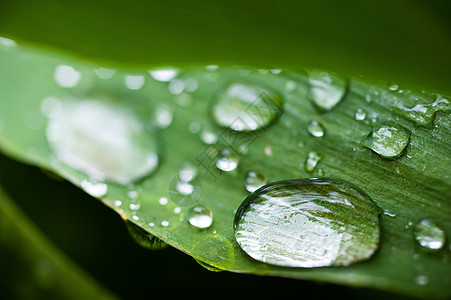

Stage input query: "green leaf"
[
  {"left": 0, "top": 41, "right": 450, "bottom": 298},
  {"left": 0, "top": 0, "right": 450, "bottom": 94},
  {"left": 0, "top": 186, "right": 116, "bottom": 299}
]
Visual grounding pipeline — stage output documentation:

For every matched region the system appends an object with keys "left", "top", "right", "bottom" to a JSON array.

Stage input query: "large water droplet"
[
  {"left": 414, "top": 219, "right": 445, "bottom": 252},
  {"left": 188, "top": 205, "right": 213, "bottom": 229},
  {"left": 234, "top": 178, "right": 380, "bottom": 268},
  {"left": 216, "top": 149, "right": 240, "bottom": 171},
  {"left": 307, "top": 120, "right": 325, "bottom": 138},
  {"left": 361, "top": 122, "right": 411, "bottom": 159},
  {"left": 46, "top": 99, "right": 159, "bottom": 185},
  {"left": 212, "top": 82, "right": 283, "bottom": 132},
  {"left": 244, "top": 171, "right": 267, "bottom": 193},
  {"left": 125, "top": 221, "right": 167, "bottom": 250},
  {"left": 308, "top": 70, "right": 347, "bottom": 112}
]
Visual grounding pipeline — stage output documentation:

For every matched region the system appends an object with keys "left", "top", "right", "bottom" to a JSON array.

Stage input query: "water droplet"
[
  {"left": 200, "top": 126, "right": 218, "bottom": 144},
  {"left": 41, "top": 96, "right": 63, "bottom": 118},
  {"left": 195, "top": 259, "right": 223, "bottom": 272},
  {"left": 168, "top": 168, "right": 203, "bottom": 207},
  {"left": 158, "top": 197, "right": 168, "bottom": 205},
  {"left": 414, "top": 219, "right": 445, "bottom": 252},
  {"left": 179, "top": 162, "right": 197, "bottom": 182},
  {"left": 414, "top": 274, "right": 429, "bottom": 286},
  {"left": 46, "top": 99, "right": 159, "bottom": 185},
  {"left": 124, "top": 75, "right": 145, "bottom": 90},
  {"left": 316, "top": 168, "right": 325, "bottom": 177},
  {"left": 129, "top": 203, "right": 141, "bottom": 211},
  {"left": 113, "top": 200, "right": 122, "bottom": 207},
  {"left": 304, "top": 151, "right": 323, "bottom": 173},
  {"left": 244, "top": 171, "right": 267, "bottom": 193},
  {"left": 188, "top": 205, "right": 213, "bottom": 229},
  {"left": 161, "top": 220, "right": 170, "bottom": 227},
  {"left": 173, "top": 207, "right": 182, "bottom": 214},
  {"left": 80, "top": 180, "right": 107, "bottom": 198},
  {"left": 354, "top": 108, "right": 367, "bottom": 121},
  {"left": 125, "top": 221, "right": 167, "bottom": 250},
  {"left": 264, "top": 145, "right": 272, "bottom": 156},
  {"left": 94, "top": 68, "right": 116, "bottom": 79},
  {"left": 307, "top": 120, "right": 325, "bottom": 138},
  {"left": 127, "top": 190, "right": 139, "bottom": 199},
  {"left": 212, "top": 82, "right": 283, "bottom": 132},
  {"left": 188, "top": 122, "right": 201, "bottom": 134},
  {"left": 0, "top": 36, "right": 17, "bottom": 47},
  {"left": 168, "top": 79, "right": 185, "bottom": 94},
  {"left": 234, "top": 178, "right": 380, "bottom": 268},
  {"left": 308, "top": 70, "right": 347, "bottom": 112},
  {"left": 361, "top": 122, "right": 411, "bottom": 159},
  {"left": 388, "top": 83, "right": 399, "bottom": 91},
  {"left": 205, "top": 65, "right": 219, "bottom": 71},
  {"left": 152, "top": 104, "right": 173, "bottom": 129},
  {"left": 53, "top": 65, "right": 81, "bottom": 88},
  {"left": 216, "top": 149, "right": 240, "bottom": 171},
  {"left": 149, "top": 69, "right": 177, "bottom": 82}
]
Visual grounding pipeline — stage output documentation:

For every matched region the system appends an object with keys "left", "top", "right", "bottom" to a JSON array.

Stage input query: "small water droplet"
[
  {"left": 188, "top": 205, "right": 213, "bottom": 229},
  {"left": 152, "top": 104, "right": 173, "bottom": 129},
  {"left": 212, "top": 82, "right": 283, "bottom": 132},
  {"left": 125, "top": 221, "right": 167, "bottom": 250},
  {"left": 80, "top": 180, "right": 107, "bottom": 197},
  {"left": 41, "top": 96, "right": 63, "bottom": 118},
  {"left": 124, "top": 75, "right": 145, "bottom": 90},
  {"left": 173, "top": 207, "right": 182, "bottom": 214},
  {"left": 414, "top": 219, "right": 445, "bottom": 252},
  {"left": 234, "top": 178, "right": 380, "bottom": 268},
  {"left": 361, "top": 122, "right": 411, "bottom": 159},
  {"left": 205, "top": 65, "right": 219, "bottom": 71},
  {"left": 308, "top": 70, "right": 347, "bottom": 112},
  {"left": 200, "top": 126, "right": 218, "bottom": 144},
  {"left": 244, "top": 171, "right": 267, "bottom": 192},
  {"left": 316, "top": 168, "right": 325, "bottom": 177},
  {"left": 54, "top": 65, "right": 81, "bottom": 88},
  {"left": 149, "top": 69, "right": 177, "bottom": 82},
  {"left": 46, "top": 99, "right": 159, "bottom": 184},
  {"left": 388, "top": 83, "right": 399, "bottom": 91},
  {"left": 0, "top": 36, "right": 17, "bottom": 47},
  {"left": 168, "top": 79, "right": 185, "bottom": 94},
  {"left": 216, "top": 149, "right": 240, "bottom": 171},
  {"left": 414, "top": 274, "right": 429, "bottom": 286},
  {"left": 159, "top": 197, "right": 168, "bottom": 205},
  {"left": 113, "top": 200, "right": 122, "bottom": 207},
  {"left": 94, "top": 68, "right": 116, "bottom": 79},
  {"left": 354, "top": 108, "right": 367, "bottom": 121},
  {"left": 184, "top": 78, "right": 198, "bottom": 92},
  {"left": 189, "top": 122, "right": 201, "bottom": 134},
  {"left": 132, "top": 215, "right": 139, "bottom": 221},
  {"left": 264, "top": 145, "right": 272, "bottom": 156},
  {"left": 307, "top": 120, "right": 325, "bottom": 138},
  {"left": 304, "top": 151, "right": 323, "bottom": 173},
  {"left": 129, "top": 203, "right": 141, "bottom": 211},
  {"left": 161, "top": 220, "right": 170, "bottom": 227}
]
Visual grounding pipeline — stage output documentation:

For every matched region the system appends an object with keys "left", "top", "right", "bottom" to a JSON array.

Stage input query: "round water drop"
[
  {"left": 414, "top": 219, "right": 445, "bottom": 252},
  {"left": 304, "top": 151, "right": 322, "bottom": 173},
  {"left": 94, "top": 68, "right": 116, "bottom": 79},
  {"left": 244, "top": 171, "right": 267, "bottom": 193},
  {"left": 307, "top": 120, "right": 325, "bottom": 138},
  {"left": 46, "top": 99, "right": 159, "bottom": 185},
  {"left": 53, "top": 65, "right": 81, "bottom": 88},
  {"left": 152, "top": 104, "right": 173, "bottom": 129},
  {"left": 354, "top": 108, "right": 367, "bottom": 121},
  {"left": 308, "top": 70, "right": 347, "bottom": 112},
  {"left": 188, "top": 205, "right": 213, "bottom": 229},
  {"left": 361, "top": 122, "right": 411, "bottom": 159},
  {"left": 212, "top": 82, "right": 283, "bottom": 132},
  {"left": 234, "top": 178, "right": 380, "bottom": 268},
  {"left": 124, "top": 75, "right": 145, "bottom": 90},
  {"left": 200, "top": 126, "right": 218, "bottom": 144},
  {"left": 80, "top": 180, "right": 107, "bottom": 198},
  {"left": 216, "top": 149, "right": 240, "bottom": 172}
]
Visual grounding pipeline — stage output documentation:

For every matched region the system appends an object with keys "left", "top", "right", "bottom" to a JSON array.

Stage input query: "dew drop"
[
  {"left": 168, "top": 79, "right": 185, "bottom": 94},
  {"left": 80, "top": 180, "right": 107, "bottom": 198},
  {"left": 168, "top": 166, "right": 203, "bottom": 207},
  {"left": 125, "top": 221, "right": 167, "bottom": 250},
  {"left": 304, "top": 151, "right": 322, "bottom": 173},
  {"left": 53, "top": 65, "right": 81, "bottom": 88},
  {"left": 46, "top": 99, "right": 159, "bottom": 185},
  {"left": 414, "top": 219, "right": 446, "bottom": 252},
  {"left": 161, "top": 220, "right": 170, "bottom": 227},
  {"left": 94, "top": 68, "right": 116, "bottom": 79},
  {"left": 307, "top": 120, "right": 325, "bottom": 138},
  {"left": 158, "top": 197, "right": 168, "bottom": 205},
  {"left": 414, "top": 274, "right": 429, "bottom": 286},
  {"left": 212, "top": 82, "right": 283, "bottom": 132},
  {"left": 124, "top": 75, "right": 145, "bottom": 90},
  {"left": 361, "top": 122, "right": 411, "bottom": 159},
  {"left": 216, "top": 149, "right": 240, "bottom": 172},
  {"left": 234, "top": 178, "right": 380, "bottom": 268},
  {"left": 188, "top": 205, "right": 213, "bottom": 229},
  {"left": 129, "top": 203, "right": 141, "bottom": 211},
  {"left": 152, "top": 104, "right": 173, "bottom": 129},
  {"left": 244, "top": 171, "right": 267, "bottom": 193},
  {"left": 0, "top": 36, "right": 17, "bottom": 47},
  {"left": 200, "top": 126, "right": 218, "bottom": 144},
  {"left": 149, "top": 69, "right": 177, "bottom": 82},
  {"left": 308, "top": 70, "right": 347, "bottom": 112},
  {"left": 354, "top": 108, "right": 367, "bottom": 121}
]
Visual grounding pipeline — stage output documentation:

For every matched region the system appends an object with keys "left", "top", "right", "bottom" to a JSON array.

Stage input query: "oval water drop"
[
  {"left": 46, "top": 99, "right": 159, "bottom": 185},
  {"left": 216, "top": 149, "right": 240, "bottom": 172},
  {"left": 212, "top": 82, "right": 283, "bottom": 132},
  {"left": 307, "top": 120, "right": 325, "bottom": 138},
  {"left": 234, "top": 178, "right": 380, "bottom": 268},
  {"left": 308, "top": 70, "right": 347, "bottom": 112},
  {"left": 414, "top": 219, "right": 445, "bottom": 252},
  {"left": 188, "top": 205, "right": 213, "bottom": 229},
  {"left": 361, "top": 122, "right": 411, "bottom": 159},
  {"left": 244, "top": 171, "right": 267, "bottom": 193}
]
